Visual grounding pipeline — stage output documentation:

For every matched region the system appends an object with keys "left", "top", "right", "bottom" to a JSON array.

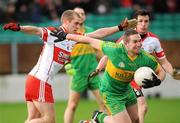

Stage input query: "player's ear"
[{"left": 63, "top": 18, "right": 70, "bottom": 25}]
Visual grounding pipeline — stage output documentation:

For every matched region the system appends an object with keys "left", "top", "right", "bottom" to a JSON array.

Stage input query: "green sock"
[{"left": 97, "top": 112, "right": 107, "bottom": 123}]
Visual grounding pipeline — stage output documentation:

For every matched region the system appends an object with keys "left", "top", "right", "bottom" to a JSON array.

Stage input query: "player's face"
[
  {"left": 66, "top": 17, "right": 82, "bottom": 34},
  {"left": 136, "top": 15, "right": 150, "bottom": 35},
  {"left": 127, "top": 34, "right": 142, "bottom": 55}
]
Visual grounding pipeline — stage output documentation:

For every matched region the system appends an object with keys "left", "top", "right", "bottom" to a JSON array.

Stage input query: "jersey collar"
[{"left": 60, "top": 26, "right": 68, "bottom": 33}]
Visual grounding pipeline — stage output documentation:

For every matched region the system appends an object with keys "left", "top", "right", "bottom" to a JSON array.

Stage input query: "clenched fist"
[
  {"left": 118, "top": 18, "right": 137, "bottom": 31},
  {"left": 3, "top": 23, "right": 21, "bottom": 31}
]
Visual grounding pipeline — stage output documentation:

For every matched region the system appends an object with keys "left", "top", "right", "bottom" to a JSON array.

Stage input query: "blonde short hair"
[{"left": 60, "top": 10, "right": 81, "bottom": 24}]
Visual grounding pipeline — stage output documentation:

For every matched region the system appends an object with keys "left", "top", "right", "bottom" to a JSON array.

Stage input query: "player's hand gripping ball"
[{"left": 134, "top": 66, "right": 161, "bottom": 89}]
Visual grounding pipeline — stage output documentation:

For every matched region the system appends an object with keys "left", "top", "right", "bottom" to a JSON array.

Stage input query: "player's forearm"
[
  {"left": 96, "top": 55, "right": 108, "bottom": 71},
  {"left": 156, "top": 66, "right": 166, "bottom": 81},
  {"left": 87, "top": 26, "right": 119, "bottom": 39},
  {"left": 159, "top": 58, "right": 174, "bottom": 75},
  {"left": 66, "top": 34, "right": 101, "bottom": 50},
  {"left": 158, "top": 70, "right": 166, "bottom": 81},
  {"left": 20, "top": 26, "right": 42, "bottom": 36},
  {"left": 163, "top": 63, "right": 174, "bottom": 75}
]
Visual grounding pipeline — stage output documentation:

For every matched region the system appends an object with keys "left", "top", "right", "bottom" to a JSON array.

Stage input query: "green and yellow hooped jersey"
[
  {"left": 71, "top": 25, "right": 95, "bottom": 57},
  {"left": 100, "top": 41, "right": 159, "bottom": 95},
  {"left": 70, "top": 25, "right": 97, "bottom": 75}
]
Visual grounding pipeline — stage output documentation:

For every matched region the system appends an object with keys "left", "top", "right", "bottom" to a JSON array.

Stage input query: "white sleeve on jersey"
[
  {"left": 154, "top": 38, "right": 163, "bottom": 53},
  {"left": 153, "top": 38, "right": 166, "bottom": 59},
  {"left": 41, "top": 28, "right": 58, "bottom": 45},
  {"left": 141, "top": 36, "right": 166, "bottom": 59}
]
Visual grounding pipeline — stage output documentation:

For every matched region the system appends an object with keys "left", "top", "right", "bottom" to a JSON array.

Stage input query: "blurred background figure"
[{"left": 64, "top": 7, "right": 104, "bottom": 123}]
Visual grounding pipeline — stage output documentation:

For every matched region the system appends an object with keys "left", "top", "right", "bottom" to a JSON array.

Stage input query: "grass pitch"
[{"left": 0, "top": 99, "right": 180, "bottom": 123}]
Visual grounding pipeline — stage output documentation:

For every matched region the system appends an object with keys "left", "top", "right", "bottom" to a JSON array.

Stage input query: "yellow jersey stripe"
[
  {"left": 105, "top": 60, "right": 134, "bottom": 82},
  {"left": 71, "top": 43, "right": 95, "bottom": 56}
]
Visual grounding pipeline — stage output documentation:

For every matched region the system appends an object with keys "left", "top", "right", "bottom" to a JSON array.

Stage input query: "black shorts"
[{"left": 133, "top": 88, "right": 144, "bottom": 98}]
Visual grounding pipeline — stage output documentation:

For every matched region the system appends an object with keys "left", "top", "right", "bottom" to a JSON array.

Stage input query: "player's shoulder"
[
  {"left": 145, "top": 32, "right": 161, "bottom": 45},
  {"left": 46, "top": 27, "right": 56, "bottom": 31},
  {"left": 140, "top": 49, "right": 150, "bottom": 55},
  {"left": 116, "top": 36, "right": 124, "bottom": 44},
  {"left": 140, "top": 49, "right": 157, "bottom": 60},
  {"left": 148, "top": 31, "right": 159, "bottom": 39}
]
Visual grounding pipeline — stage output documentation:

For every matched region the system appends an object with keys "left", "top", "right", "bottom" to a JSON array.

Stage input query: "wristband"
[{"left": 118, "top": 25, "right": 123, "bottom": 31}]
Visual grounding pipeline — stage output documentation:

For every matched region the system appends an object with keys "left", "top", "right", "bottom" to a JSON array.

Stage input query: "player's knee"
[
  {"left": 141, "top": 103, "right": 148, "bottom": 114},
  {"left": 138, "top": 98, "right": 148, "bottom": 114},
  {"left": 131, "top": 113, "right": 140, "bottom": 123},
  {"left": 134, "top": 118, "right": 139, "bottom": 123},
  {"left": 68, "top": 101, "right": 78, "bottom": 111}
]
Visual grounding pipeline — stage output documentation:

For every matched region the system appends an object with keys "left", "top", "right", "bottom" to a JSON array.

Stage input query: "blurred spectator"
[
  {"left": 153, "top": 0, "right": 168, "bottom": 13},
  {"left": 4, "top": 2, "right": 17, "bottom": 22},
  {"left": 63, "top": 0, "right": 92, "bottom": 12},
  {"left": 29, "top": 0, "right": 43, "bottom": 23},
  {"left": 55, "top": 0, "right": 66, "bottom": 17},
  {"left": 38, "top": 0, "right": 46, "bottom": 6},
  {"left": 167, "top": 0, "right": 177, "bottom": 13},
  {"left": 131, "top": 0, "right": 154, "bottom": 20},
  {"left": 177, "top": 0, "right": 180, "bottom": 12},
  {"left": 133, "top": 0, "right": 147, "bottom": 8},
  {"left": 120, "top": 0, "right": 133, "bottom": 8},
  {"left": 111, "top": 0, "right": 120, "bottom": 8},
  {"left": 16, "top": 3, "right": 30, "bottom": 23},
  {"left": 1, "top": 0, "right": 179, "bottom": 23},
  {"left": 92, "top": 0, "right": 111, "bottom": 15},
  {"left": 41, "top": 0, "right": 58, "bottom": 21},
  {"left": 0, "top": 8, "right": 5, "bottom": 23}
]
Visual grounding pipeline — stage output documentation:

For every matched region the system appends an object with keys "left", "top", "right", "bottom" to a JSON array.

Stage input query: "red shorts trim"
[
  {"left": 25, "top": 75, "right": 54, "bottom": 103},
  {"left": 130, "top": 80, "right": 142, "bottom": 90}
]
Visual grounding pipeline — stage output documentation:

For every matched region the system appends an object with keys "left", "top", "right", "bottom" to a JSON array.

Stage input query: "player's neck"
[
  {"left": 60, "top": 25, "right": 68, "bottom": 33},
  {"left": 127, "top": 49, "right": 138, "bottom": 58},
  {"left": 140, "top": 33, "right": 147, "bottom": 39}
]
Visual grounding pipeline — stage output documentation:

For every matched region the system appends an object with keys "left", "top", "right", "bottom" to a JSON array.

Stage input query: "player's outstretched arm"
[
  {"left": 155, "top": 65, "right": 166, "bottom": 81},
  {"left": 67, "top": 34, "right": 102, "bottom": 50},
  {"left": 158, "top": 57, "right": 180, "bottom": 80},
  {"left": 119, "top": 18, "right": 137, "bottom": 31},
  {"left": 86, "top": 18, "right": 137, "bottom": 39},
  {"left": 3, "top": 22, "right": 42, "bottom": 36},
  {"left": 86, "top": 26, "right": 119, "bottom": 39},
  {"left": 51, "top": 28, "right": 102, "bottom": 50}
]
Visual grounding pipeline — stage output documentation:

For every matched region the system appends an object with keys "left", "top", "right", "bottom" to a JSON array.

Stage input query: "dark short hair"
[
  {"left": 123, "top": 29, "right": 139, "bottom": 42},
  {"left": 133, "top": 9, "right": 151, "bottom": 19}
]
